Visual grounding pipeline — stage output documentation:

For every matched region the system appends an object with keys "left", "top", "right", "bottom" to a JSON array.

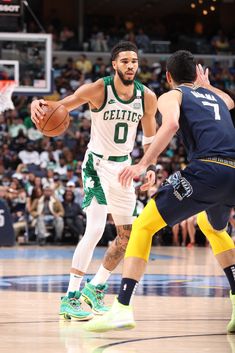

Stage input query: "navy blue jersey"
[{"left": 177, "top": 85, "right": 235, "bottom": 161}]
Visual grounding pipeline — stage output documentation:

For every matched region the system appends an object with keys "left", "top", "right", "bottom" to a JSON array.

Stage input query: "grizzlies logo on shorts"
[
  {"left": 165, "top": 171, "right": 193, "bottom": 201},
  {"left": 154, "top": 159, "right": 235, "bottom": 227}
]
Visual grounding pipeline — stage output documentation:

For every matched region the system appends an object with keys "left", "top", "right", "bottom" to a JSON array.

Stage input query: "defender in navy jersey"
[{"left": 84, "top": 50, "right": 235, "bottom": 333}]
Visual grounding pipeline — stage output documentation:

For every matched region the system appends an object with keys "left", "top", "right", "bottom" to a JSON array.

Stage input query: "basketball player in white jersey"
[{"left": 31, "top": 41, "right": 157, "bottom": 320}]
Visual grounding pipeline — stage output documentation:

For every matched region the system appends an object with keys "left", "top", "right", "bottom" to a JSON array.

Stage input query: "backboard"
[{"left": 0, "top": 32, "right": 52, "bottom": 95}]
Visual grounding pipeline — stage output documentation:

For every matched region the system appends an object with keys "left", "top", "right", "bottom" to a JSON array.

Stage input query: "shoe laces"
[
  {"left": 94, "top": 283, "right": 109, "bottom": 304},
  {"left": 87, "top": 279, "right": 108, "bottom": 304},
  {"left": 68, "top": 291, "right": 82, "bottom": 308}
]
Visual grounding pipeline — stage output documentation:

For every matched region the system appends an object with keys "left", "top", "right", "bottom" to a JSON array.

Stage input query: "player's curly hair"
[
  {"left": 166, "top": 50, "right": 197, "bottom": 84},
  {"left": 111, "top": 41, "right": 138, "bottom": 61}
]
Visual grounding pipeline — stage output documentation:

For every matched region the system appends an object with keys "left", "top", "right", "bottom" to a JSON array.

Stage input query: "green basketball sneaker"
[
  {"left": 227, "top": 291, "right": 235, "bottom": 333},
  {"left": 80, "top": 280, "right": 109, "bottom": 315},
  {"left": 83, "top": 297, "right": 136, "bottom": 332},
  {"left": 59, "top": 291, "right": 93, "bottom": 321}
]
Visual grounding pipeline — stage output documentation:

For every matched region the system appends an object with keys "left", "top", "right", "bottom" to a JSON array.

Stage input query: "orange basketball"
[{"left": 36, "top": 102, "right": 70, "bottom": 137}]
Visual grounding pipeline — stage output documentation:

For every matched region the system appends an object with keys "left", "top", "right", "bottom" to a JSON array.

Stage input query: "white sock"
[
  {"left": 90, "top": 264, "right": 112, "bottom": 286},
  {"left": 67, "top": 274, "right": 83, "bottom": 295}
]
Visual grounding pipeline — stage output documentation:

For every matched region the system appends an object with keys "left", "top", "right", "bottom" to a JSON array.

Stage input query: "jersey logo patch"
[
  {"left": 133, "top": 102, "right": 141, "bottom": 109},
  {"left": 165, "top": 171, "right": 193, "bottom": 201},
  {"left": 108, "top": 99, "right": 116, "bottom": 104}
]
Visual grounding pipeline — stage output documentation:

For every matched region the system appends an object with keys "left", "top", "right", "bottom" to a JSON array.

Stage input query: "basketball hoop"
[{"left": 0, "top": 80, "right": 16, "bottom": 114}]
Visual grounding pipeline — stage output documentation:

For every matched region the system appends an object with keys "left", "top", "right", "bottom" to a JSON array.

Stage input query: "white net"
[{"left": 0, "top": 80, "right": 15, "bottom": 113}]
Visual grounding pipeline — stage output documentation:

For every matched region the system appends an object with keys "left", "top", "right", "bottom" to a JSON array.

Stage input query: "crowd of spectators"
[
  {"left": 23, "top": 12, "right": 235, "bottom": 55},
  {"left": 0, "top": 49, "right": 235, "bottom": 246},
  {"left": 48, "top": 24, "right": 235, "bottom": 55}
]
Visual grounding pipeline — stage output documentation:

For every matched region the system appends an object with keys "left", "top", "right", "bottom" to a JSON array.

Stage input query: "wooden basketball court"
[{"left": 0, "top": 245, "right": 234, "bottom": 353}]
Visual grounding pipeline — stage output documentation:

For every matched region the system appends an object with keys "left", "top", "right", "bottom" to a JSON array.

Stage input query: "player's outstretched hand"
[
  {"left": 195, "top": 64, "right": 210, "bottom": 87},
  {"left": 31, "top": 99, "right": 48, "bottom": 124},
  {"left": 118, "top": 164, "right": 145, "bottom": 188},
  {"left": 140, "top": 170, "right": 156, "bottom": 191}
]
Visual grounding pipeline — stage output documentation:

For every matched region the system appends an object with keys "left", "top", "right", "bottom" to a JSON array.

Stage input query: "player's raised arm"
[
  {"left": 196, "top": 64, "right": 234, "bottom": 110},
  {"left": 31, "top": 79, "right": 105, "bottom": 124}
]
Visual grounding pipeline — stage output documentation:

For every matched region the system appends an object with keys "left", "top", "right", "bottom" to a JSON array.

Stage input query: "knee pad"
[
  {"left": 125, "top": 199, "right": 167, "bottom": 261},
  {"left": 197, "top": 211, "right": 234, "bottom": 255}
]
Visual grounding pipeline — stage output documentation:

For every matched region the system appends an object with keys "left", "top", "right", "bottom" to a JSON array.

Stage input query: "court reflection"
[
  {"left": 0, "top": 273, "right": 229, "bottom": 297},
  {"left": 58, "top": 321, "right": 235, "bottom": 353}
]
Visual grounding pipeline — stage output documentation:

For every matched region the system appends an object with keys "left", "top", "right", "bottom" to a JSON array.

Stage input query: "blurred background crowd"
[
  {"left": 1, "top": 55, "right": 235, "bottom": 247},
  {"left": 0, "top": 0, "right": 235, "bottom": 247}
]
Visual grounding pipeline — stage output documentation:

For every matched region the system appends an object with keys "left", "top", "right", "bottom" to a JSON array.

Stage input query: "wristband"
[
  {"left": 146, "top": 164, "right": 156, "bottom": 173},
  {"left": 142, "top": 135, "right": 155, "bottom": 146}
]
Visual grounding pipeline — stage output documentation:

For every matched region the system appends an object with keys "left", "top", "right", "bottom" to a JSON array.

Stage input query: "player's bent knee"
[
  {"left": 124, "top": 220, "right": 154, "bottom": 261},
  {"left": 132, "top": 218, "right": 153, "bottom": 238},
  {"left": 197, "top": 211, "right": 234, "bottom": 255},
  {"left": 124, "top": 200, "right": 167, "bottom": 261},
  {"left": 197, "top": 211, "right": 213, "bottom": 234}
]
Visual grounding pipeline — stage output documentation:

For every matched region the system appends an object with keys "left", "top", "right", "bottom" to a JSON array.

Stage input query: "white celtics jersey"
[{"left": 87, "top": 76, "right": 145, "bottom": 156}]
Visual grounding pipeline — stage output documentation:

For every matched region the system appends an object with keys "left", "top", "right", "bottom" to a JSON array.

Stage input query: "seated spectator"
[
  {"left": 30, "top": 184, "right": 64, "bottom": 244},
  {"left": 15, "top": 165, "right": 30, "bottom": 192},
  {"left": 27, "top": 126, "right": 43, "bottom": 141},
  {"left": 62, "top": 189, "right": 85, "bottom": 239},
  {"left": 138, "top": 58, "right": 152, "bottom": 84},
  {"left": 136, "top": 28, "right": 151, "bottom": 53},
  {"left": 75, "top": 54, "right": 92, "bottom": 76},
  {"left": 7, "top": 177, "right": 26, "bottom": 213},
  {"left": 62, "top": 147, "right": 74, "bottom": 165},
  {"left": 54, "top": 155, "right": 68, "bottom": 176},
  {"left": 6, "top": 178, "right": 27, "bottom": 239},
  {"left": 52, "top": 137, "right": 64, "bottom": 163},
  {"left": 92, "top": 57, "right": 108, "bottom": 81},
  {"left": 148, "top": 71, "right": 162, "bottom": 96},
  {"left": 53, "top": 174, "right": 65, "bottom": 202},
  {"left": 124, "top": 31, "right": 136, "bottom": 44},
  {"left": 10, "top": 129, "right": 29, "bottom": 153},
  {"left": 211, "top": 30, "right": 230, "bottom": 54},
  {"left": 52, "top": 56, "right": 63, "bottom": 79},
  {"left": 46, "top": 24, "right": 61, "bottom": 50},
  {"left": 1, "top": 144, "right": 20, "bottom": 172},
  {"left": 66, "top": 165, "right": 78, "bottom": 184},
  {"left": 66, "top": 179, "right": 84, "bottom": 207},
  {"left": 18, "top": 142, "right": 40, "bottom": 166},
  {"left": 25, "top": 186, "right": 43, "bottom": 238},
  {"left": 90, "top": 32, "right": 108, "bottom": 52},
  {"left": 26, "top": 186, "right": 43, "bottom": 214},
  {"left": 60, "top": 26, "right": 76, "bottom": 50},
  {"left": 8, "top": 112, "right": 27, "bottom": 138},
  {"left": 42, "top": 168, "right": 57, "bottom": 189},
  {"left": 40, "top": 144, "right": 57, "bottom": 170},
  {"left": 31, "top": 175, "right": 43, "bottom": 193}
]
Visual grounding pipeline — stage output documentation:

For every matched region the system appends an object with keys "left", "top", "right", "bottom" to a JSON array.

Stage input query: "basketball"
[{"left": 36, "top": 102, "right": 70, "bottom": 137}]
